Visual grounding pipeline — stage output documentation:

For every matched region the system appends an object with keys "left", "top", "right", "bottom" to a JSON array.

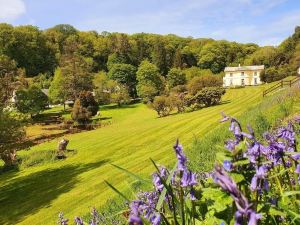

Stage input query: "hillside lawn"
[{"left": 0, "top": 84, "right": 285, "bottom": 224}]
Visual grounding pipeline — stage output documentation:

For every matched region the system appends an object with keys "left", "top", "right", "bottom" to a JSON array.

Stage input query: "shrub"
[
  {"left": 193, "top": 87, "right": 226, "bottom": 106},
  {"left": 78, "top": 91, "right": 98, "bottom": 116},
  {"left": 151, "top": 96, "right": 173, "bottom": 117},
  {"left": 188, "top": 75, "right": 222, "bottom": 95},
  {"left": 71, "top": 99, "right": 91, "bottom": 124}
]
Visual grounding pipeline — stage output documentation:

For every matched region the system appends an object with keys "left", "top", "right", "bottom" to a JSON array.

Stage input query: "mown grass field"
[{"left": 0, "top": 85, "right": 278, "bottom": 224}]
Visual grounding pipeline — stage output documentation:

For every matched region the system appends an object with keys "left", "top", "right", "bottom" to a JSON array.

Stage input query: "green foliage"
[
  {"left": 49, "top": 67, "right": 67, "bottom": 104},
  {"left": 15, "top": 86, "right": 49, "bottom": 117},
  {"left": 188, "top": 75, "right": 222, "bottom": 95},
  {"left": 71, "top": 91, "right": 98, "bottom": 124},
  {"left": 78, "top": 91, "right": 98, "bottom": 116},
  {"left": 151, "top": 96, "right": 173, "bottom": 117},
  {"left": 108, "top": 63, "right": 137, "bottom": 97},
  {"left": 183, "top": 67, "right": 213, "bottom": 81},
  {"left": 136, "top": 60, "right": 164, "bottom": 101},
  {"left": 166, "top": 68, "right": 186, "bottom": 88},
  {"left": 0, "top": 54, "right": 19, "bottom": 104},
  {"left": 0, "top": 109, "right": 25, "bottom": 166},
  {"left": 107, "top": 53, "right": 128, "bottom": 70},
  {"left": 193, "top": 87, "right": 226, "bottom": 107}
]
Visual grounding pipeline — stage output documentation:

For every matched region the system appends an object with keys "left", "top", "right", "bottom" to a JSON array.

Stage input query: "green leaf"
[
  {"left": 202, "top": 188, "right": 233, "bottom": 213},
  {"left": 282, "top": 191, "right": 300, "bottom": 197},
  {"left": 110, "top": 163, "right": 151, "bottom": 184},
  {"left": 104, "top": 180, "right": 130, "bottom": 202}
]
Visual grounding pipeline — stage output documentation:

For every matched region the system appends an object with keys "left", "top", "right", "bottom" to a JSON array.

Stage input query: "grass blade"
[
  {"left": 110, "top": 163, "right": 151, "bottom": 184},
  {"left": 104, "top": 180, "right": 130, "bottom": 202}
]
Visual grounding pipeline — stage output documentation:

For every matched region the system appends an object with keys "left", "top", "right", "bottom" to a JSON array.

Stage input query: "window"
[
  {"left": 230, "top": 79, "right": 233, "bottom": 85},
  {"left": 254, "top": 78, "right": 257, "bottom": 85},
  {"left": 241, "top": 79, "right": 245, "bottom": 86},
  {"left": 241, "top": 72, "right": 244, "bottom": 76},
  {"left": 254, "top": 71, "right": 257, "bottom": 76},
  {"left": 230, "top": 73, "right": 233, "bottom": 77}
]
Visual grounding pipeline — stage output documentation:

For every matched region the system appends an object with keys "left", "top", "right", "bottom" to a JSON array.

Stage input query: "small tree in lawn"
[
  {"left": 15, "top": 86, "right": 49, "bottom": 118},
  {"left": 71, "top": 91, "right": 98, "bottom": 125},
  {"left": 78, "top": 91, "right": 98, "bottom": 116},
  {"left": 108, "top": 80, "right": 130, "bottom": 106},
  {"left": 151, "top": 96, "right": 173, "bottom": 117},
  {"left": 71, "top": 99, "right": 90, "bottom": 124}
]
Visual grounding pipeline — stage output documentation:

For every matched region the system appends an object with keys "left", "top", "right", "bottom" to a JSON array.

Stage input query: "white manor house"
[{"left": 223, "top": 65, "right": 264, "bottom": 87}]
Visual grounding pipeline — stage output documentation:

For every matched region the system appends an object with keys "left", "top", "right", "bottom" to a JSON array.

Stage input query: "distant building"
[{"left": 223, "top": 65, "right": 264, "bottom": 87}]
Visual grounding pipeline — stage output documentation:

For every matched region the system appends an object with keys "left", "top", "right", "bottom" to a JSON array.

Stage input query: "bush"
[
  {"left": 194, "top": 87, "right": 226, "bottom": 106},
  {"left": 78, "top": 91, "right": 98, "bottom": 116},
  {"left": 188, "top": 75, "right": 222, "bottom": 95},
  {"left": 151, "top": 96, "right": 173, "bottom": 117}
]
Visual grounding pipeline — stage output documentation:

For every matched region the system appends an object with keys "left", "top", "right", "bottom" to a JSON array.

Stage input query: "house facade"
[{"left": 223, "top": 65, "right": 264, "bottom": 87}]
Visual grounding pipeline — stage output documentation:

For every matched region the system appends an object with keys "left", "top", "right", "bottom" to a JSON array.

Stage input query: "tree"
[
  {"left": 108, "top": 63, "right": 137, "bottom": 97},
  {"left": 15, "top": 86, "right": 49, "bottom": 117},
  {"left": 183, "top": 67, "right": 214, "bottom": 81},
  {"left": 93, "top": 71, "right": 111, "bottom": 104},
  {"left": 136, "top": 60, "right": 164, "bottom": 101},
  {"left": 107, "top": 53, "right": 128, "bottom": 70},
  {"left": 198, "top": 41, "right": 228, "bottom": 73},
  {"left": 49, "top": 67, "right": 69, "bottom": 109},
  {"left": 109, "top": 81, "right": 131, "bottom": 106},
  {"left": 8, "top": 25, "right": 57, "bottom": 76},
  {"left": 71, "top": 91, "right": 98, "bottom": 124},
  {"left": 0, "top": 55, "right": 19, "bottom": 105},
  {"left": 59, "top": 36, "right": 94, "bottom": 100},
  {"left": 167, "top": 68, "right": 186, "bottom": 88},
  {"left": 78, "top": 91, "right": 98, "bottom": 116},
  {"left": 0, "top": 109, "right": 25, "bottom": 166}
]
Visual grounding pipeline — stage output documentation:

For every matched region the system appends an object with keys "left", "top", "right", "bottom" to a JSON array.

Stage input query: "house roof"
[{"left": 224, "top": 65, "right": 264, "bottom": 72}]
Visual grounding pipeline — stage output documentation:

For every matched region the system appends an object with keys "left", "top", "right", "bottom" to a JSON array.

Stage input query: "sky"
[{"left": 0, "top": 0, "right": 299, "bottom": 46}]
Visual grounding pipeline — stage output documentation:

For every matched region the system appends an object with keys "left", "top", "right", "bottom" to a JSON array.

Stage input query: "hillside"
[{"left": 0, "top": 86, "right": 267, "bottom": 225}]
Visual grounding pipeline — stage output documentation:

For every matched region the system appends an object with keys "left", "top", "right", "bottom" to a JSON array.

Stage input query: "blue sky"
[{"left": 0, "top": 0, "right": 299, "bottom": 45}]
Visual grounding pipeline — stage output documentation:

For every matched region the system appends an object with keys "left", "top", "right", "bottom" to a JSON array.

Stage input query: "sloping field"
[{"left": 0, "top": 86, "right": 267, "bottom": 224}]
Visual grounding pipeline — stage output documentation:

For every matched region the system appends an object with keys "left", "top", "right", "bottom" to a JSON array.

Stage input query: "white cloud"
[{"left": 0, "top": 0, "right": 26, "bottom": 21}]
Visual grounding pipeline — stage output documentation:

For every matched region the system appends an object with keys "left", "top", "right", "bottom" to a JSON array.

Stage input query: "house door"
[
  {"left": 241, "top": 79, "right": 245, "bottom": 86},
  {"left": 254, "top": 78, "right": 257, "bottom": 85}
]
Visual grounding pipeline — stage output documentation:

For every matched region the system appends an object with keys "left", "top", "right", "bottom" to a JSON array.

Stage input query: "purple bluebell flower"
[
  {"left": 74, "top": 217, "right": 84, "bottom": 225},
  {"left": 291, "top": 153, "right": 300, "bottom": 161},
  {"left": 295, "top": 164, "right": 300, "bottom": 174},
  {"left": 58, "top": 212, "right": 69, "bottom": 225},
  {"left": 181, "top": 169, "right": 197, "bottom": 187},
  {"left": 190, "top": 188, "right": 197, "bottom": 201},
  {"left": 220, "top": 112, "right": 230, "bottom": 122},
  {"left": 223, "top": 160, "right": 233, "bottom": 171},
  {"left": 129, "top": 215, "right": 143, "bottom": 225},
  {"left": 150, "top": 213, "right": 161, "bottom": 225},
  {"left": 250, "top": 166, "right": 268, "bottom": 191},
  {"left": 152, "top": 166, "right": 168, "bottom": 192},
  {"left": 248, "top": 210, "right": 261, "bottom": 225},
  {"left": 174, "top": 140, "right": 187, "bottom": 171},
  {"left": 213, "top": 165, "right": 261, "bottom": 225}
]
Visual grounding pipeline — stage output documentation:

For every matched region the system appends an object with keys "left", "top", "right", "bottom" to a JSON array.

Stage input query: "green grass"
[{"left": 0, "top": 85, "right": 280, "bottom": 224}]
